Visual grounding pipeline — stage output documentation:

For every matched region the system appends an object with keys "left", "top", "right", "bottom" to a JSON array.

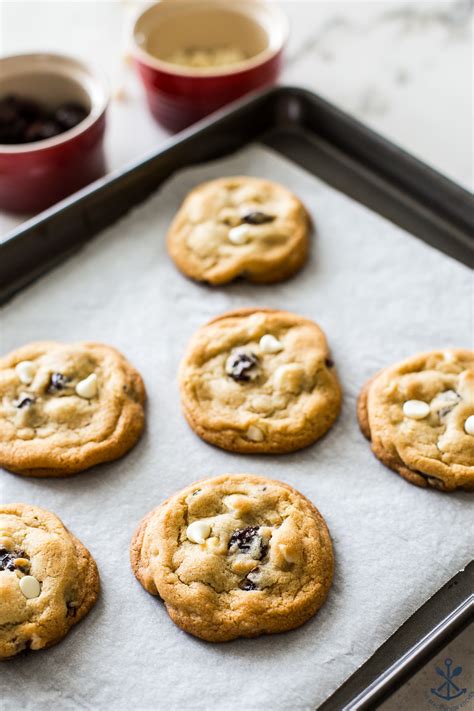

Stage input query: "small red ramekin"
[
  {"left": 0, "top": 53, "right": 108, "bottom": 215},
  {"left": 131, "top": 0, "right": 289, "bottom": 132}
]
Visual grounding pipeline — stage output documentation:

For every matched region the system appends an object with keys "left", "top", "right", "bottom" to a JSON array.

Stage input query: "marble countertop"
[
  {"left": 1, "top": 2, "right": 472, "bottom": 707},
  {"left": 1, "top": 0, "right": 472, "bottom": 238}
]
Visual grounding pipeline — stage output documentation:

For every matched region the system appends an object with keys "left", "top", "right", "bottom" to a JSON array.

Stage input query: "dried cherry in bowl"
[{"left": 0, "top": 53, "right": 108, "bottom": 214}]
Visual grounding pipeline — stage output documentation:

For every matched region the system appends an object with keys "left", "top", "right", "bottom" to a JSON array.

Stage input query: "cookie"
[
  {"left": 357, "top": 349, "right": 474, "bottom": 491},
  {"left": 0, "top": 341, "right": 146, "bottom": 477},
  {"left": 130, "top": 473, "right": 333, "bottom": 642},
  {"left": 179, "top": 308, "right": 341, "bottom": 453},
  {"left": 0, "top": 503, "right": 99, "bottom": 659},
  {"left": 167, "top": 177, "right": 310, "bottom": 284}
]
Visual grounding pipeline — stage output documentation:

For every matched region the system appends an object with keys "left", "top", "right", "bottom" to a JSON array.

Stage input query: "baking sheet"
[{"left": 1, "top": 145, "right": 472, "bottom": 711}]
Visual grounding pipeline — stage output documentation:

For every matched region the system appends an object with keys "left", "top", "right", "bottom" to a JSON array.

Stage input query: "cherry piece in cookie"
[
  {"left": 225, "top": 350, "right": 259, "bottom": 382},
  {"left": 0, "top": 547, "right": 30, "bottom": 572},
  {"left": 47, "top": 372, "right": 69, "bottom": 393},
  {"left": 241, "top": 211, "right": 275, "bottom": 225},
  {"left": 228, "top": 526, "right": 268, "bottom": 560}
]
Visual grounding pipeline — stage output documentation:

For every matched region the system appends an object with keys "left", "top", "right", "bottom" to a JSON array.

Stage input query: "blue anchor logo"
[{"left": 431, "top": 658, "right": 467, "bottom": 701}]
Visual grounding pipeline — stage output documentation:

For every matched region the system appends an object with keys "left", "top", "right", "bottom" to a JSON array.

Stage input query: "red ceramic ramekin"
[
  {"left": 0, "top": 53, "right": 108, "bottom": 214},
  {"left": 131, "top": 0, "right": 289, "bottom": 132}
]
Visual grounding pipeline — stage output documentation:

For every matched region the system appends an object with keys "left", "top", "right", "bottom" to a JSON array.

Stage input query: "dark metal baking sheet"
[{"left": 1, "top": 86, "right": 473, "bottom": 707}]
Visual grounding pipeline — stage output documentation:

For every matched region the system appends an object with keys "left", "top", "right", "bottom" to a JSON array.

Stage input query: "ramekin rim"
[
  {"left": 130, "top": 0, "right": 289, "bottom": 79},
  {"left": 0, "top": 51, "right": 109, "bottom": 154}
]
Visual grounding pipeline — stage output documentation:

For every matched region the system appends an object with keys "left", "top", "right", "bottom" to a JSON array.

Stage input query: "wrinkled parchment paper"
[{"left": 1, "top": 145, "right": 472, "bottom": 711}]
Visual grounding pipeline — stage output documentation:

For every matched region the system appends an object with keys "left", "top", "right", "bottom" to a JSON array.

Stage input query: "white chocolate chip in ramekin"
[
  {"left": 15, "top": 361, "right": 35, "bottom": 385},
  {"left": 464, "top": 416, "right": 474, "bottom": 435},
  {"left": 402, "top": 400, "right": 430, "bottom": 420},
  {"left": 75, "top": 374, "right": 98, "bottom": 399},
  {"left": 274, "top": 364, "right": 305, "bottom": 394},
  {"left": 19, "top": 575, "right": 41, "bottom": 599},
  {"left": 246, "top": 425, "right": 265, "bottom": 442},
  {"left": 186, "top": 520, "right": 211, "bottom": 544},
  {"left": 228, "top": 224, "right": 252, "bottom": 244},
  {"left": 259, "top": 334, "right": 283, "bottom": 354}
]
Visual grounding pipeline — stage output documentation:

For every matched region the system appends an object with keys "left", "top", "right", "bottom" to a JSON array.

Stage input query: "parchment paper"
[{"left": 1, "top": 145, "right": 472, "bottom": 711}]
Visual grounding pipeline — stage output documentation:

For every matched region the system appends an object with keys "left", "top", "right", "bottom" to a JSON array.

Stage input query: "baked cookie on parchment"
[
  {"left": 0, "top": 341, "right": 146, "bottom": 477},
  {"left": 179, "top": 308, "right": 341, "bottom": 454},
  {"left": 130, "top": 473, "right": 333, "bottom": 642},
  {"left": 0, "top": 503, "right": 99, "bottom": 659},
  {"left": 167, "top": 177, "right": 310, "bottom": 284},
  {"left": 357, "top": 349, "right": 474, "bottom": 491}
]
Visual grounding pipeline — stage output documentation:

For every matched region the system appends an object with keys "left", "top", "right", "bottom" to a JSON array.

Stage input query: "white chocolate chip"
[
  {"left": 274, "top": 364, "right": 305, "bottom": 394},
  {"left": 279, "top": 544, "right": 297, "bottom": 564},
  {"left": 246, "top": 425, "right": 264, "bottom": 442},
  {"left": 75, "top": 373, "right": 98, "bottom": 399},
  {"left": 228, "top": 224, "right": 252, "bottom": 244},
  {"left": 186, "top": 520, "right": 211, "bottom": 544},
  {"left": 15, "top": 361, "right": 35, "bottom": 385},
  {"left": 402, "top": 400, "right": 430, "bottom": 420},
  {"left": 205, "top": 536, "right": 226, "bottom": 554},
  {"left": 19, "top": 575, "right": 41, "bottom": 599},
  {"left": 223, "top": 494, "right": 254, "bottom": 515},
  {"left": 259, "top": 334, "right": 283, "bottom": 354},
  {"left": 249, "top": 394, "right": 274, "bottom": 414},
  {"left": 464, "top": 416, "right": 474, "bottom": 435}
]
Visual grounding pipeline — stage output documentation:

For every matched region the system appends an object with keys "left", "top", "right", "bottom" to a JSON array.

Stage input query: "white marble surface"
[{"left": 0, "top": 0, "right": 472, "bottom": 238}]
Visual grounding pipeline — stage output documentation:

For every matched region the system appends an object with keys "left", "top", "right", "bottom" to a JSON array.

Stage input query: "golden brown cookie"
[
  {"left": 179, "top": 308, "right": 341, "bottom": 453},
  {"left": 167, "top": 177, "right": 310, "bottom": 284},
  {"left": 130, "top": 474, "right": 333, "bottom": 642},
  {"left": 0, "top": 341, "right": 146, "bottom": 477},
  {"left": 357, "top": 349, "right": 474, "bottom": 491},
  {"left": 0, "top": 503, "right": 99, "bottom": 659}
]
